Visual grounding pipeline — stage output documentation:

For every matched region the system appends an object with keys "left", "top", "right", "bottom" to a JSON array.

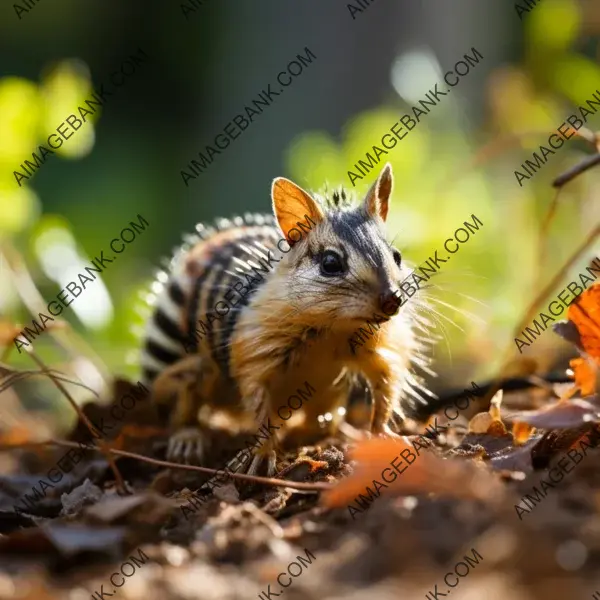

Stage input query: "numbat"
[{"left": 140, "top": 163, "right": 434, "bottom": 475}]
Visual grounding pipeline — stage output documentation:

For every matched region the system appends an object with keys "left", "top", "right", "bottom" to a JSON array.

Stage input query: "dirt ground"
[{"left": 1, "top": 369, "right": 599, "bottom": 600}]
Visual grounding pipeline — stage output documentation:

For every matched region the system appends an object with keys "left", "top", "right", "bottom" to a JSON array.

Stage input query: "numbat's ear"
[
  {"left": 363, "top": 162, "right": 393, "bottom": 222},
  {"left": 271, "top": 177, "right": 324, "bottom": 243}
]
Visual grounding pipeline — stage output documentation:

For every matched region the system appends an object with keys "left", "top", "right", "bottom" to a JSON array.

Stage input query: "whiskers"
[{"left": 405, "top": 269, "right": 487, "bottom": 377}]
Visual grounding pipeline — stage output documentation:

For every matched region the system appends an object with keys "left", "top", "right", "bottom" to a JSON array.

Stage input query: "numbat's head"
[{"left": 270, "top": 162, "right": 412, "bottom": 328}]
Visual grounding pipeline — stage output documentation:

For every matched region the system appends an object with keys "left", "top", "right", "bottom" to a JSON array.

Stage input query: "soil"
[{"left": 1, "top": 377, "right": 599, "bottom": 600}]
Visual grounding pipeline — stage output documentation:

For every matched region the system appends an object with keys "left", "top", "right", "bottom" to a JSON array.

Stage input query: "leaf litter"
[{"left": 1, "top": 293, "right": 600, "bottom": 598}]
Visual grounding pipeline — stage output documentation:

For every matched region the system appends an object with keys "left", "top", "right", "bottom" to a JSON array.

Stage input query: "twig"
[
  {"left": 0, "top": 367, "right": 98, "bottom": 399},
  {"left": 535, "top": 186, "right": 564, "bottom": 284},
  {"left": 513, "top": 227, "right": 600, "bottom": 339},
  {"left": 506, "top": 125, "right": 600, "bottom": 398},
  {"left": 435, "top": 127, "right": 585, "bottom": 197},
  {"left": 0, "top": 368, "right": 63, "bottom": 394},
  {"left": 484, "top": 223, "right": 600, "bottom": 404},
  {"left": 0, "top": 243, "right": 111, "bottom": 391},
  {"left": 24, "top": 349, "right": 127, "bottom": 495},
  {"left": 552, "top": 153, "right": 600, "bottom": 188},
  {"left": 0, "top": 438, "right": 333, "bottom": 493},
  {"left": 37, "top": 373, "right": 101, "bottom": 398}
]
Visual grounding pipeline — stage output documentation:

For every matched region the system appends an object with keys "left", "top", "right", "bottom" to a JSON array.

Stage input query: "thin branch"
[
  {"left": 0, "top": 366, "right": 100, "bottom": 399},
  {"left": 552, "top": 153, "right": 600, "bottom": 188},
  {"left": 24, "top": 349, "right": 127, "bottom": 495},
  {"left": 0, "top": 439, "right": 333, "bottom": 492},
  {"left": 0, "top": 243, "right": 111, "bottom": 390},
  {"left": 513, "top": 227, "right": 600, "bottom": 339},
  {"left": 484, "top": 223, "right": 600, "bottom": 404},
  {"left": 434, "top": 127, "right": 588, "bottom": 197},
  {"left": 535, "top": 186, "right": 564, "bottom": 288}
]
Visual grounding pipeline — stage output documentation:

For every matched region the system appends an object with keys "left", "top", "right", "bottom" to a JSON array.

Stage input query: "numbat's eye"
[
  {"left": 392, "top": 249, "right": 402, "bottom": 267},
  {"left": 320, "top": 250, "right": 346, "bottom": 276}
]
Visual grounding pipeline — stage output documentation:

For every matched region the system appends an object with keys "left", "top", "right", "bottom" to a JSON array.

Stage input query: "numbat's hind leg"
[{"left": 151, "top": 355, "right": 211, "bottom": 464}]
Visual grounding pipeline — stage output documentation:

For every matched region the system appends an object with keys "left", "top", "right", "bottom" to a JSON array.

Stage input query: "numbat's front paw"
[
  {"left": 247, "top": 448, "right": 278, "bottom": 477},
  {"left": 227, "top": 446, "right": 278, "bottom": 478},
  {"left": 375, "top": 424, "right": 402, "bottom": 440},
  {"left": 166, "top": 427, "right": 205, "bottom": 464}
]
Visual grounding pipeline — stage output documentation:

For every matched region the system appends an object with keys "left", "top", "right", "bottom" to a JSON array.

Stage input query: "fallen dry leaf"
[
  {"left": 570, "top": 356, "right": 599, "bottom": 397},
  {"left": 0, "top": 524, "right": 126, "bottom": 558},
  {"left": 467, "top": 391, "right": 508, "bottom": 436},
  {"left": 483, "top": 436, "right": 541, "bottom": 473},
  {"left": 551, "top": 284, "right": 600, "bottom": 396},
  {"left": 530, "top": 425, "right": 600, "bottom": 468},
  {"left": 505, "top": 398, "right": 600, "bottom": 429},
  {"left": 567, "top": 282, "right": 600, "bottom": 361},
  {"left": 322, "top": 437, "right": 503, "bottom": 509},
  {"left": 512, "top": 421, "right": 535, "bottom": 445},
  {"left": 468, "top": 412, "right": 495, "bottom": 434}
]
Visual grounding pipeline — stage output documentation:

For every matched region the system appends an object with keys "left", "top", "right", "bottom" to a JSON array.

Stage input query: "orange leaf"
[
  {"left": 570, "top": 357, "right": 598, "bottom": 396},
  {"left": 303, "top": 458, "right": 329, "bottom": 473},
  {"left": 322, "top": 437, "right": 503, "bottom": 509},
  {"left": 512, "top": 421, "right": 535, "bottom": 445},
  {"left": 567, "top": 283, "right": 600, "bottom": 363},
  {"left": 0, "top": 425, "right": 34, "bottom": 446}
]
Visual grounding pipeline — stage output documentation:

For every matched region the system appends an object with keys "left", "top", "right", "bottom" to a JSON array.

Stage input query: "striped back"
[{"left": 140, "top": 214, "right": 281, "bottom": 385}]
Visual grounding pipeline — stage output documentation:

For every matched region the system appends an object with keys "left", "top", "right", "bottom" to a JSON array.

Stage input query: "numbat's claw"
[
  {"left": 167, "top": 427, "right": 205, "bottom": 464},
  {"left": 227, "top": 446, "right": 278, "bottom": 478}
]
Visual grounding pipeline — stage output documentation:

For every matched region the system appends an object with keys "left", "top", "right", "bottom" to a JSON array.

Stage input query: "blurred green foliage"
[
  {"left": 287, "top": 0, "right": 599, "bottom": 386},
  {"left": 1, "top": 0, "right": 599, "bottom": 394},
  {"left": 0, "top": 61, "right": 96, "bottom": 233}
]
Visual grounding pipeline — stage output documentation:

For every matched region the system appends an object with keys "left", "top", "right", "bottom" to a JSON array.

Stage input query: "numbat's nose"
[{"left": 379, "top": 291, "right": 400, "bottom": 315}]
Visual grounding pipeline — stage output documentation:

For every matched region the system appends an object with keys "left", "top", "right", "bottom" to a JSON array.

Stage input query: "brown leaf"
[
  {"left": 468, "top": 412, "right": 494, "bottom": 434},
  {"left": 84, "top": 492, "right": 176, "bottom": 527},
  {"left": 467, "top": 391, "right": 507, "bottom": 436},
  {"left": 553, "top": 319, "right": 583, "bottom": 350},
  {"left": 484, "top": 436, "right": 541, "bottom": 473},
  {"left": 505, "top": 398, "right": 600, "bottom": 429},
  {"left": 0, "top": 524, "right": 126, "bottom": 558},
  {"left": 530, "top": 425, "right": 600, "bottom": 469}
]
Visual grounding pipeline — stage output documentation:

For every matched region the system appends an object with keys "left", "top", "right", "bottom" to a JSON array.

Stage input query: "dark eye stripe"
[{"left": 329, "top": 209, "right": 390, "bottom": 265}]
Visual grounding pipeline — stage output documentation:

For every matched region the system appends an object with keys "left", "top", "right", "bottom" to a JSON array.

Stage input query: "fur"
[{"left": 140, "top": 163, "right": 434, "bottom": 453}]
